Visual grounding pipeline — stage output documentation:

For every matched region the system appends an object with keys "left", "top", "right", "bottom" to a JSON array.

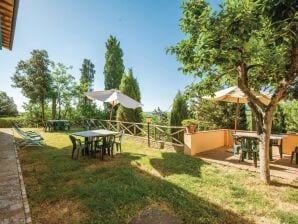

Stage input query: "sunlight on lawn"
[{"left": 17, "top": 129, "right": 298, "bottom": 224}]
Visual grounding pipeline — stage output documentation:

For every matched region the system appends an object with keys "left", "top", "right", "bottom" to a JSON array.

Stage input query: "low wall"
[
  {"left": 184, "top": 129, "right": 298, "bottom": 156},
  {"left": 184, "top": 129, "right": 228, "bottom": 156}
]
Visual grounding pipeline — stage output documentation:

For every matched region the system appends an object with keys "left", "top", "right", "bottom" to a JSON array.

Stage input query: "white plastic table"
[{"left": 72, "top": 129, "right": 119, "bottom": 159}]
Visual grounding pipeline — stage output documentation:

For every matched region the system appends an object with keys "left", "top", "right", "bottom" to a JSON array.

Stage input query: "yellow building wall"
[
  {"left": 184, "top": 129, "right": 298, "bottom": 156},
  {"left": 184, "top": 130, "right": 227, "bottom": 155}
]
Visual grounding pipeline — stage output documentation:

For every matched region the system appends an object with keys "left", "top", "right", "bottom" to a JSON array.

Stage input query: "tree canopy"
[
  {"left": 11, "top": 49, "right": 52, "bottom": 121},
  {"left": 170, "top": 91, "right": 188, "bottom": 127},
  {"left": 77, "top": 59, "right": 97, "bottom": 118},
  {"left": 104, "top": 36, "right": 125, "bottom": 90},
  {"left": 51, "top": 62, "right": 76, "bottom": 119},
  {"left": 169, "top": 0, "right": 298, "bottom": 183},
  {"left": 117, "top": 69, "right": 142, "bottom": 123},
  {"left": 170, "top": 91, "right": 188, "bottom": 143},
  {"left": 0, "top": 91, "right": 18, "bottom": 116}
]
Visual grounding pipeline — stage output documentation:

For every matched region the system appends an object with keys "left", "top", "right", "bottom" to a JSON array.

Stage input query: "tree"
[
  {"left": 169, "top": 0, "right": 298, "bottom": 183},
  {"left": 272, "top": 105, "right": 287, "bottom": 133},
  {"left": 170, "top": 91, "right": 188, "bottom": 143},
  {"left": 189, "top": 99, "right": 235, "bottom": 130},
  {"left": 51, "top": 62, "right": 76, "bottom": 119},
  {"left": 77, "top": 59, "right": 96, "bottom": 118},
  {"left": 11, "top": 50, "right": 52, "bottom": 122},
  {"left": 104, "top": 36, "right": 125, "bottom": 90},
  {"left": 117, "top": 69, "right": 143, "bottom": 124},
  {"left": 0, "top": 91, "right": 18, "bottom": 116},
  {"left": 103, "top": 36, "right": 125, "bottom": 119},
  {"left": 283, "top": 100, "right": 298, "bottom": 133},
  {"left": 152, "top": 107, "right": 169, "bottom": 126}
]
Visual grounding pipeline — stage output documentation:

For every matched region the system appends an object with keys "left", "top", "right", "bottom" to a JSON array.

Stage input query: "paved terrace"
[
  {"left": 197, "top": 147, "right": 298, "bottom": 183},
  {"left": 0, "top": 129, "right": 30, "bottom": 224}
]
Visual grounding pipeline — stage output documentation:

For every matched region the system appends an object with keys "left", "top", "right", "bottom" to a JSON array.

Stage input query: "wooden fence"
[{"left": 95, "top": 119, "right": 185, "bottom": 148}]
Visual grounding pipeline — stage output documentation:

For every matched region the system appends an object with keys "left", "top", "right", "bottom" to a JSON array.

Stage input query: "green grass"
[{"left": 18, "top": 129, "right": 298, "bottom": 224}]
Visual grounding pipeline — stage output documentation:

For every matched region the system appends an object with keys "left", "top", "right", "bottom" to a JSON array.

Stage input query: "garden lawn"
[{"left": 18, "top": 129, "right": 298, "bottom": 224}]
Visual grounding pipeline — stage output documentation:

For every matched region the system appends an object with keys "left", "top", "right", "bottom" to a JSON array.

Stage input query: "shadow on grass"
[
  {"left": 150, "top": 152, "right": 204, "bottom": 177},
  {"left": 14, "top": 136, "right": 257, "bottom": 224},
  {"left": 270, "top": 180, "right": 298, "bottom": 189}
]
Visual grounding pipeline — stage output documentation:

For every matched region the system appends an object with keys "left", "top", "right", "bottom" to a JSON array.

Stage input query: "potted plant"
[{"left": 182, "top": 119, "right": 199, "bottom": 134}]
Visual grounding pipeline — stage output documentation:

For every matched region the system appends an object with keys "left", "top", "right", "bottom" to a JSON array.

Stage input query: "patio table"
[
  {"left": 72, "top": 129, "right": 119, "bottom": 159},
  {"left": 46, "top": 120, "right": 70, "bottom": 131},
  {"left": 233, "top": 132, "right": 287, "bottom": 160}
]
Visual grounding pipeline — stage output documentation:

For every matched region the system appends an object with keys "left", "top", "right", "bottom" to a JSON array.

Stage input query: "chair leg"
[
  {"left": 291, "top": 152, "right": 294, "bottom": 164},
  {"left": 279, "top": 146, "right": 282, "bottom": 159},
  {"left": 71, "top": 149, "right": 75, "bottom": 159},
  {"left": 120, "top": 144, "right": 122, "bottom": 153},
  {"left": 296, "top": 153, "right": 298, "bottom": 165},
  {"left": 241, "top": 151, "right": 246, "bottom": 162},
  {"left": 111, "top": 144, "right": 114, "bottom": 157}
]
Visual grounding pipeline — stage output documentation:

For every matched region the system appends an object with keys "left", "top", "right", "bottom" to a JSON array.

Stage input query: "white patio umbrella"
[
  {"left": 202, "top": 86, "right": 270, "bottom": 133},
  {"left": 85, "top": 89, "right": 143, "bottom": 121}
]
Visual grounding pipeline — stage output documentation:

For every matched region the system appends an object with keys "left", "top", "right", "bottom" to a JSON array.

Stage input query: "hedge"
[{"left": 0, "top": 117, "right": 39, "bottom": 128}]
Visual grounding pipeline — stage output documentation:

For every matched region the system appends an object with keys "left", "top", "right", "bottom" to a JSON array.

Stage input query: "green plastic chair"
[
  {"left": 240, "top": 138, "right": 250, "bottom": 162},
  {"left": 233, "top": 136, "right": 242, "bottom": 157},
  {"left": 251, "top": 140, "right": 259, "bottom": 167}
]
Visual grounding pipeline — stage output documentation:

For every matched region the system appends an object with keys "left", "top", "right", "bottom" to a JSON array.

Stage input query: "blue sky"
[{"left": 0, "top": 0, "right": 220, "bottom": 112}]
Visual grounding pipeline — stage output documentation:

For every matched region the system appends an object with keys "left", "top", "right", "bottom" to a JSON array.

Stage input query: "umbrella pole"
[
  {"left": 234, "top": 98, "right": 240, "bottom": 134},
  {"left": 108, "top": 101, "right": 115, "bottom": 129}
]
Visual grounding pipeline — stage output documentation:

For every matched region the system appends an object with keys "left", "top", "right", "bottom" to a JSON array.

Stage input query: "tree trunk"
[
  {"left": 255, "top": 109, "right": 273, "bottom": 184},
  {"left": 52, "top": 96, "right": 57, "bottom": 119}
]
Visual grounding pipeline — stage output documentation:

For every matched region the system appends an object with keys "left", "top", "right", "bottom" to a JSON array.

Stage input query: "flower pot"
[{"left": 185, "top": 124, "right": 197, "bottom": 134}]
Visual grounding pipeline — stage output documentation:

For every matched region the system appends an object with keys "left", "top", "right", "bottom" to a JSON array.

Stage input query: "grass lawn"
[{"left": 17, "top": 129, "right": 298, "bottom": 224}]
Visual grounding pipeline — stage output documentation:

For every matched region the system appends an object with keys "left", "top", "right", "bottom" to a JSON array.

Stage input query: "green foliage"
[
  {"left": 169, "top": 0, "right": 298, "bottom": 181},
  {"left": 19, "top": 130, "right": 298, "bottom": 223},
  {"left": 117, "top": 69, "right": 143, "bottom": 123},
  {"left": 0, "top": 117, "right": 22, "bottom": 128},
  {"left": 104, "top": 36, "right": 125, "bottom": 90},
  {"left": 170, "top": 91, "right": 188, "bottom": 126},
  {"left": 51, "top": 62, "right": 76, "bottom": 119},
  {"left": 272, "top": 105, "right": 287, "bottom": 133},
  {"left": 238, "top": 105, "right": 247, "bottom": 130},
  {"left": 152, "top": 107, "right": 169, "bottom": 125},
  {"left": 103, "top": 36, "right": 125, "bottom": 118},
  {"left": 0, "top": 91, "right": 18, "bottom": 116},
  {"left": 77, "top": 59, "right": 98, "bottom": 118},
  {"left": 283, "top": 100, "right": 298, "bottom": 133},
  {"left": 79, "top": 59, "right": 95, "bottom": 91},
  {"left": 190, "top": 99, "right": 236, "bottom": 130},
  {"left": 11, "top": 50, "right": 52, "bottom": 121},
  {"left": 168, "top": 0, "right": 297, "bottom": 95},
  {"left": 181, "top": 119, "right": 199, "bottom": 126}
]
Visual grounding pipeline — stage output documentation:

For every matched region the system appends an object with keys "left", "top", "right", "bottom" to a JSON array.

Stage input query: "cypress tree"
[
  {"left": 272, "top": 105, "right": 287, "bottom": 133},
  {"left": 104, "top": 36, "right": 124, "bottom": 90},
  {"left": 170, "top": 91, "right": 188, "bottom": 143},
  {"left": 103, "top": 36, "right": 125, "bottom": 119},
  {"left": 117, "top": 69, "right": 143, "bottom": 125},
  {"left": 77, "top": 59, "right": 96, "bottom": 118}
]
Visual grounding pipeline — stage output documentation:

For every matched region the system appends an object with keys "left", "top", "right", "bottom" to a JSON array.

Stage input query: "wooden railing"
[{"left": 94, "top": 119, "right": 186, "bottom": 148}]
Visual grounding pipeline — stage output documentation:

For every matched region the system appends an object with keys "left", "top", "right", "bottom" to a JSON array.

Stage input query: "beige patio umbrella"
[
  {"left": 85, "top": 89, "right": 143, "bottom": 124},
  {"left": 202, "top": 86, "right": 270, "bottom": 133}
]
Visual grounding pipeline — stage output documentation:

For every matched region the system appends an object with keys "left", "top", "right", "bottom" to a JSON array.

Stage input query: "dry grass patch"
[{"left": 33, "top": 200, "right": 86, "bottom": 224}]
